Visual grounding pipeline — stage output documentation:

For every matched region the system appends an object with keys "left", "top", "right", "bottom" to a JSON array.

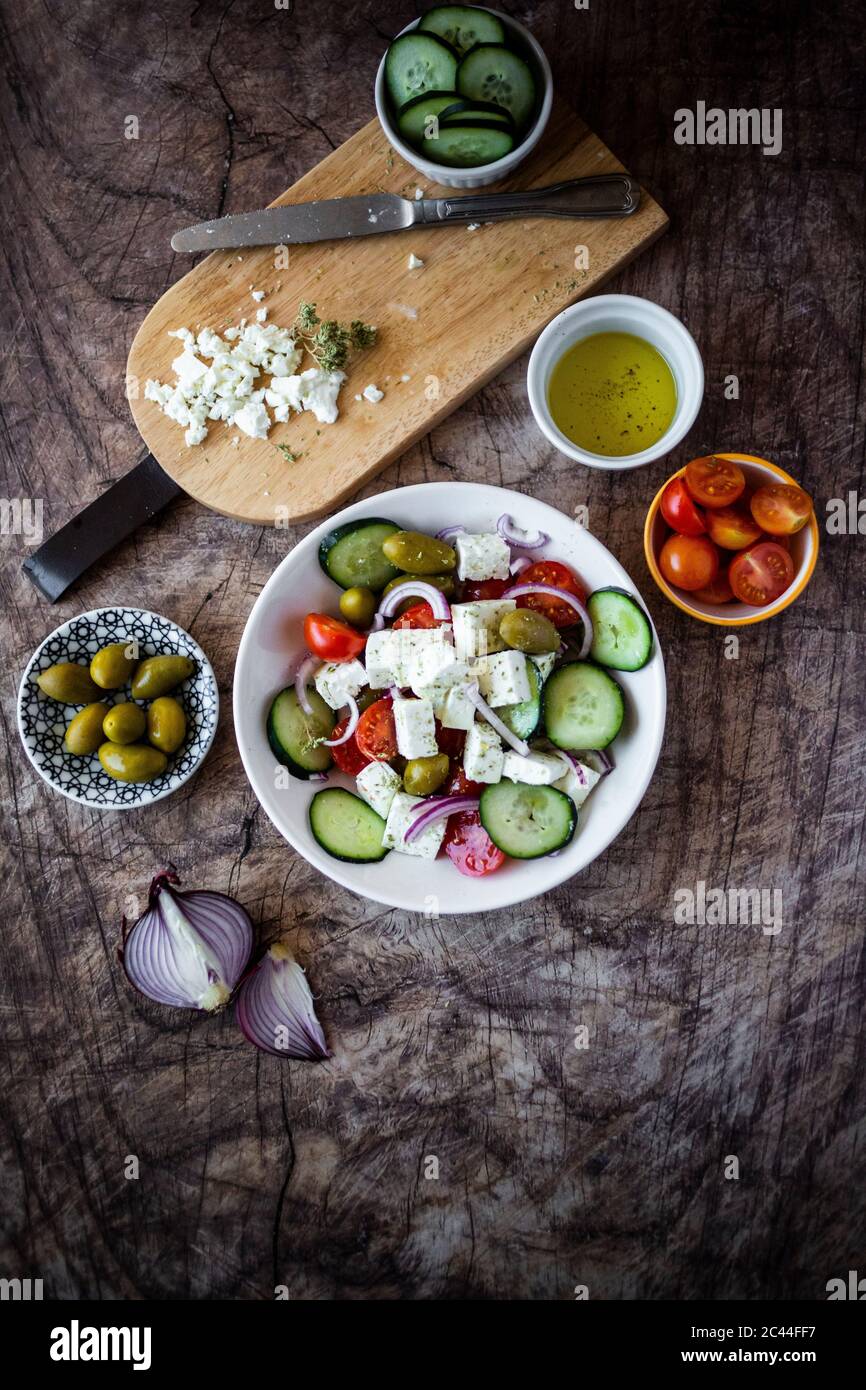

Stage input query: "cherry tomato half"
[
  {"left": 460, "top": 577, "right": 510, "bottom": 603},
  {"left": 355, "top": 696, "right": 398, "bottom": 761},
  {"left": 705, "top": 504, "right": 763, "bottom": 551},
  {"left": 515, "top": 560, "right": 587, "bottom": 628},
  {"left": 660, "top": 477, "right": 707, "bottom": 536},
  {"left": 392, "top": 602, "right": 448, "bottom": 630},
  {"left": 303, "top": 613, "right": 366, "bottom": 662},
  {"left": 328, "top": 717, "right": 372, "bottom": 776},
  {"left": 691, "top": 570, "right": 735, "bottom": 604},
  {"left": 446, "top": 763, "right": 484, "bottom": 798},
  {"left": 443, "top": 811, "right": 505, "bottom": 877},
  {"left": 684, "top": 455, "right": 746, "bottom": 508},
  {"left": 658, "top": 534, "right": 720, "bottom": 591},
  {"left": 728, "top": 541, "right": 795, "bottom": 606},
  {"left": 435, "top": 721, "right": 466, "bottom": 760},
  {"left": 749, "top": 483, "right": 813, "bottom": 536}
]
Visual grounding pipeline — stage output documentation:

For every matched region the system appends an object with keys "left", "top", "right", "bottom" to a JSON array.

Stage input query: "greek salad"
[{"left": 266, "top": 515, "right": 653, "bottom": 878}]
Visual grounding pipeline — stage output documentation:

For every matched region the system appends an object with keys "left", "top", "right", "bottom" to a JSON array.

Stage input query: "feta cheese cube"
[
  {"left": 356, "top": 761, "right": 401, "bottom": 818},
  {"left": 476, "top": 650, "right": 531, "bottom": 707},
  {"left": 501, "top": 750, "right": 565, "bottom": 785},
  {"left": 363, "top": 630, "right": 403, "bottom": 688},
  {"left": 392, "top": 696, "right": 437, "bottom": 759},
  {"left": 463, "top": 722, "right": 503, "bottom": 784},
  {"left": 530, "top": 652, "right": 557, "bottom": 684},
  {"left": 434, "top": 683, "right": 476, "bottom": 731},
  {"left": 313, "top": 658, "right": 368, "bottom": 711},
  {"left": 455, "top": 532, "right": 511, "bottom": 582},
  {"left": 403, "top": 629, "right": 457, "bottom": 695},
  {"left": 553, "top": 759, "right": 601, "bottom": 808},
  {"left": 382, "top": 791, "right": 447, "bottom": 858},
  {"left": 451, "top": 599, "right": 515, "bottom": 662}
]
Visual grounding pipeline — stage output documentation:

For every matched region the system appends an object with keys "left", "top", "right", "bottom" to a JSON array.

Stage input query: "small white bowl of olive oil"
[{"left": 527, "top": 295, "right": 704, "bottom": 470}]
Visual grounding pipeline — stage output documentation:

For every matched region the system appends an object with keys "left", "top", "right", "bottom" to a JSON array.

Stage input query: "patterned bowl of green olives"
[{"left": 17, "top": 608, "right": 219, "bottom": 809}]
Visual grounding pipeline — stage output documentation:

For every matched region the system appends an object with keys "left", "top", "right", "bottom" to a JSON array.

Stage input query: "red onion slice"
[
  {"left": 436, "top": 524, "right": 466, "bottom": 541},
  {"left": 404, "top": 794, "right": 480, "bottom": 842},
  {"left": 367, "top": 612, "right": 386, "bottom": 633},
  {"left": 503, "top": 583, "right": 593, "bottom": 659},
  {"left": 510, "top": 555, "right": 532, "bottom": 576},
  {"left": 120, "top": 871, "right": 253, "bottom": 1013},
  {"left": 584, "top": 748, "right": 614, "bottom": 778},
  {"left": 323, "top": 694, "right": 359, "bottom": 746},
  {"left": 497, "top": 513, "right": 550, "bottom": 549},
  {"left": 377, "top": 581, "right": 451, "bottom": 621},
  {"left": 236, "top": 941, "right": 329, "bottom": 1059},
  {"left": 551, "top": 750, "right": 588, "bottom": 786},
  {"left": 465, "top": 684, "right": 530, "bottom": 757},
  {"left": 294, "top": 653, "right": 318, "bottom": 715}
]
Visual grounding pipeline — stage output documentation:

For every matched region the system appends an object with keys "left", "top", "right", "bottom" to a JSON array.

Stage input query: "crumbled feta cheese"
[
  {"left": 476, "top": 649, "right": 531, "bottom": 707},
  {"left": 414, "top": 187, "right": 424, "bottom": 200},
  {"left": 314, "top": 658, "right": 368, "bottom": 711},
  {"left": 363, "top": 383, "right": 384, "bottom": 403},
  {"left": 233, "top": 400, "right": 270, "bottom": 439},
  {"left": 407, "top": 253, "right": 424, "bottom": 270},
  {"left": 251, "top": 289, "right": 265, "bottom": 303},
  {"left": 451, "top": 599, "right": 515, "bottom": 662},
  {"left": 299, "top": 368, "right": 345, "bottom": 423},
  {"left": 255, "top": 307, "right": 268, "bottom": 322},
  {"left": 356, "top": 761, "right": 401, "bottom": 819},
  {"left": 392, "top": 695, "right": 437, "bottom": 759},
  {"left": 382, "top": 792, "right": 446, "bottom": 859},
  {"left": 455, "top": 532, "right": 511, "bottom": 582},
  {"left": 463, "top": 722, "right": 503, "bottom": 784},
  {"left": 502, "top": 750, "right": 564, "bottom": 786}
]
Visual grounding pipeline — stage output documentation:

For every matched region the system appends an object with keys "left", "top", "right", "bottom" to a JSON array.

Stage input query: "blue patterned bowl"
[{"left": 17, "top": 607, "right": 219, "bottom": 809}]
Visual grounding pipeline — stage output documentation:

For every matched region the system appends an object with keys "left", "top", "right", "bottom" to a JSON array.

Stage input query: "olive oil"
[{"left": 547, "top": 332, "right": 677, "bottom": 457}]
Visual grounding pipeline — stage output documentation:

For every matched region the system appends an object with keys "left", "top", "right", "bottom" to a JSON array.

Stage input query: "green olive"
[
  {"left": 381, "top": 573, "right": 456, "bottom": 614},
  {"left": 130, "top": 654, "right": 195, "bottom": 700},
  {"left": 36, "top": 662, "right": 102, "bottom": 704},
  {"left": 403, "top": 753, "right": 450, "bottom": 797},
  {"left": 147, "top": 696, "right": 187, "bottom": 754},
  {"left": 382, "top": 530, "right": 457, "bottom": 574},
  {"left": 98, "top": 742, "right": 168, "bottom": 783},
  {"left": 90, "top": 642, "right": 138, "bottom": 690},
  {"left": 499, "top": 608, "right": 559, "bottom": 654},
  {"left": 102, "top": 701, "right": 147, "bottom": 745},
  {"left": 64, "top": 703, "right": 111, "bottom": 756},
  {"left": 339, "top": 585, "right": 376, "bottom": 628}
]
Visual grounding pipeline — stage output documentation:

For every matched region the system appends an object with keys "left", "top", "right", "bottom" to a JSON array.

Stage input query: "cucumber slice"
[
  {"left": 543, "top": 662, "right": 625, "bottom": 750},
  {"left": 480, "top": 781, "right": 576, "bottom": 859},
  {"left": 420, "top": 123, "right": 514, "bottom": 167},
  {"left": 497, "top": 660, "right": 542, "bottom": 740},
  {"left": 439, "top": 99, "right": 514, "bottom": 130},
  {"left": 267, "top": 687, "right": 335, "bottom": 779},
  {"left": 457, "top": 44, "right": 536, "bottom": 130},
  {"left": 418, "top": 5, "right": 506, "bottom": 56},
  {"left": 588, "top": 589, "right": 654, "bottom": 671},
  {"left": 397, "top": 91, "right": 461, "bottom": 145},
  {"left": 309, "top": 788, "right": 389, "bottom": 863},
  {"left": 319, "top": 518, "right": 401, "bottom": 592},
  {"left": 385, "top": 33, "right": 458, "bottom": 109}
]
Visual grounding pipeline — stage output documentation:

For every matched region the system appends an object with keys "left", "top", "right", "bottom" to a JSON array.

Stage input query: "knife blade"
[{"left": 170, "top": 175, "right": 640, "bottom": 252}]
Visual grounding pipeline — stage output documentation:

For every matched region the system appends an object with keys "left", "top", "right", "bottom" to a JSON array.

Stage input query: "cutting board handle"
[{"left": 424, "top": 174, "right": 640, "bottom": 224}]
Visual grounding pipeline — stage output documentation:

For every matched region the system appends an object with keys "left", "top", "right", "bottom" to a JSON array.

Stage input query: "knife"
[{"left": 170, "top": 175, "right": 640, "bottom": 252}]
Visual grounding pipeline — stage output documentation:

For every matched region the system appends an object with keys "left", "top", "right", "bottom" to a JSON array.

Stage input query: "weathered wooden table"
[{"left": 2, "top": 0, "right": 863, "bottom": 1300}]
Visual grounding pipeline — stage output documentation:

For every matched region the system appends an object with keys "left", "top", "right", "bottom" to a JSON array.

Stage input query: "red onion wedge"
[
  {"left": 404, "top": 794, "right": 480, "bottom": 842},
  {"left": 294, "top": 653, "right": 318, "bottom": 715},
  {"left": 120, "top": 871, "right": 253, "bottom": 1013},
  {"left": 497, "top": 514, "right": 550, "bottom": 549},
  {"left": 504, "top": 583, "right": 593, "bottom": 659},
  {"left": 465, "top": 684, "right": 530, "bottom": 757},
  {"left": 436, "top": 524, "right": 466, "bottom": 541},
  {"left": 236, "top": 941, "right": 329, "bottom": 1059},
  {"left": 367, "top": 612, "right": 386, "bottom": 633},
  {"left": 323, "top": 694, "right": 359, "bottom": 746},
  {"left": 377, "top": 581, "right": 451, "bottom": 622}
]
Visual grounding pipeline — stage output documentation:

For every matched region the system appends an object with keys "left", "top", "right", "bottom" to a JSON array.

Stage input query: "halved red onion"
[
  {"left": 294, "top": 653, "right": 318, "bottom": 715},
  {"left": 497, "top": 513, "right": 550, "bottom": 549},
  {"left": 236, "top": 941, "right": 329, "bottom": 1059},
  {"left": 323, "top": 694, "right": 359, "bottom": 746},
  {"left": 504, "top": 582, "right": 593, "bottom": 659},
  {"left": 120, "top": 871, "right": 253, "bottom": 1013},
  {"left": 378, "top": 581, "right": 451, "bottom": 621},
  {"left": 436, "top": 524, "right": 466, "bottom": 541},
  {"left": 465, "top": 683, "right": 530, "bottom": 757},
  {"left": 510, "top": 554, "right": 532, "bottom": 576},
  {"left": 404, "top": 794, "right": 480, "bottom": 842}
]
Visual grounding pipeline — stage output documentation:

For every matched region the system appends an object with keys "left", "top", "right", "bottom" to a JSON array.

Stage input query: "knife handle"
[{"left": 423, "top": 174, "right": 640, "bottom": 224}]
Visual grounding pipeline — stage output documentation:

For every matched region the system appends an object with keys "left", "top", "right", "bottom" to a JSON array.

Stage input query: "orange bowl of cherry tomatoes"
[{"left": 643, "top": 453, "right": 819, "bottom": 626}]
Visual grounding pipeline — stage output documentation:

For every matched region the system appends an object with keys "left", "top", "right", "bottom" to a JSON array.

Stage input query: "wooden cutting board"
[{"left": 127, "top": 99, "right": 668, "bottom": 525}]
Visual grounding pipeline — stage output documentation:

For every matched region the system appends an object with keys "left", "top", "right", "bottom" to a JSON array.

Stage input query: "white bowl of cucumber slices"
[
  {"left": 233, "top": 482, "right": 666, "bottom": 915},
  {"left": 375, "top": 5, "right": 553, "bottom": 189}
]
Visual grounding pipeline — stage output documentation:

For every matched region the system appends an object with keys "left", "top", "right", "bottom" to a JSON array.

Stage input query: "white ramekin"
[
  {"left": 374, "top": 8, "right": 553, "bottom": 191},
  {"left": 526, "top": 294, "right": 705, "bottom": 471}
]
